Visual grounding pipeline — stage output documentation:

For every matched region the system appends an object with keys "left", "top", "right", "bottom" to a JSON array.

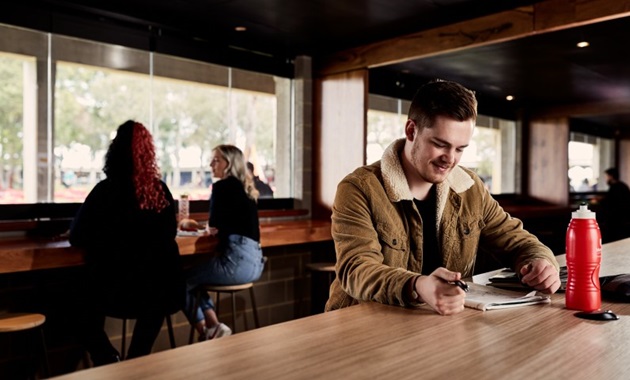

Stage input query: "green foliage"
[
  {"left": 0, "top": 55, "right": 25, "bottom": 189},
  {"left": 2, "top": 55, "right": 279, "bottom": 200}
]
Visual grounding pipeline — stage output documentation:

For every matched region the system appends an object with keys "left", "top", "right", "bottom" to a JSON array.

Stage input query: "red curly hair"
[{"left": 131, "top": 122, "right": 169, "bottom": 211}]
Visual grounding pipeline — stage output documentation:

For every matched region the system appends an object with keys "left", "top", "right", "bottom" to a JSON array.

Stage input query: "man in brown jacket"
[{"left": 326, "top": 80, "right": 561, "bottom": 315}]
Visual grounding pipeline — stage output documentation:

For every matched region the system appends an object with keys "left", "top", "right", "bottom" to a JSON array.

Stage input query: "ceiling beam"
[
  {"left": 315, "top": 0, "right": 630, "bottom": 76},
  {"left": 533, "top": 99, "right": 630, "bottom": 118}
]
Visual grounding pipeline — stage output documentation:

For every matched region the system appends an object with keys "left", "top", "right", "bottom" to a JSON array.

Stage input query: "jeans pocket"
[{"left": 219, "top": 253, "right": 237, "bottom": 277}]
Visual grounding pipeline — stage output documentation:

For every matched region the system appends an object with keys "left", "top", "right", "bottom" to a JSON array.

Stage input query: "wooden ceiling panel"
[{"left": 2, "top": 0, "right": 630, "bottom": 128}]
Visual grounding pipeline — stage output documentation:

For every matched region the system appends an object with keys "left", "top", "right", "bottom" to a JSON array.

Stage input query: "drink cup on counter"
[{"left": 179, "top": 194, "right": 190, "bottom": 221}]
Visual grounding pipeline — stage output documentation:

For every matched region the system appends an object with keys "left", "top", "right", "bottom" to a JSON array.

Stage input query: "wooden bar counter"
[
  {"left": 0, "top": 219, "right": 332, "bottom": 274},
  {"left": 50, "top": 238, "right": 630, "bottom": 380}
]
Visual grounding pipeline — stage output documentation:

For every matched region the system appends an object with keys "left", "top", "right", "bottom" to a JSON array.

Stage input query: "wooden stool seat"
[
  {"left": 188, "top": 282, "right": 260, "bottom": 344},
  {"left": 0, "top": 313, "right": 50, "bottom": 377},
  {"left": 306, "top": 262, "right": 336, "bottom": 315},
  {"left": 305, "top": 262, "right": 335, "bottom": 273},
  {"left": 0, "top": 313, "right": 46, "bottom": 332},
  {"left": 200, "top": 283, "right": 256, "bottom": 292}
]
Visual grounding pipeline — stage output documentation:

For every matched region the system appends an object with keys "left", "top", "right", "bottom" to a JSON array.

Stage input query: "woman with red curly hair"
[{"left": 70, "top": 120, "right": 184, "bottom": 366}]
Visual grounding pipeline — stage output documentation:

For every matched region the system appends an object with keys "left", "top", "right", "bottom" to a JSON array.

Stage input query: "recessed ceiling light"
[
  {"left": 235, "top": 26, "right": 247, "bottom": 32},
  {"left": 577, "top": 41, "right": 590, "bottom": 48},
  {"left": 506, "top": 95, "right": 514, "bottom": 101}
]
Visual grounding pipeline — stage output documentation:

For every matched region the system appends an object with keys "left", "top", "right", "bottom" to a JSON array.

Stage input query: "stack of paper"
[{"left": 464, "top": 283, "right": 551, "bottom": 311}]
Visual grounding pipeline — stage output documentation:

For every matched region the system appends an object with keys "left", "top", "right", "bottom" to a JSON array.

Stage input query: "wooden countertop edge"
[
  {"left": 0, "top": 209, "right": 310, "bottom": 233},
  {"left": 0, "top": 246, "right": 85, "bottom": 274},
  {"left": 0, "top": 219, "right": 332, "bottom": 274}
]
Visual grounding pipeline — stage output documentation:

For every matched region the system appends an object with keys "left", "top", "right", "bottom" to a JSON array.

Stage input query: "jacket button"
[{"left": 392, "top": 239, "right": 397, "bottom": 245}]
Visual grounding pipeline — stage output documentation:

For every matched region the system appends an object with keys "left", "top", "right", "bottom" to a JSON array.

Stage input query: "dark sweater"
[
  {"left": 209, "top": 176, "right": 260, "bottom": 245},
  {"left": 69, "top": 179, "right": 184, "bottom": 318}
]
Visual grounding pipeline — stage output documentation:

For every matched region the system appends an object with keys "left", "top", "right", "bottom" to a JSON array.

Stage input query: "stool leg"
[
  {"left": 215, "top": 291, "right": 221, "bottom": 317},
  {"left": 231, "top": 292, "right": 237, "bottom": 333},
  {"left": 121, "top": 319, "right": 127, "bottom": 359},
  {"left": 166, "top": 315, "right": 176, "bottom": 349},
  {"left": 188, "top": 290, "right": 202, "bottom": 344},
  {"left": 249, "top": 287, "right": 260, "bottom": 328},
  {"left": 39, "top": 327, "right": 50, "bottom": 378},
  {"left": 215, "top": 291, "right": 222, "bottom": 331}
]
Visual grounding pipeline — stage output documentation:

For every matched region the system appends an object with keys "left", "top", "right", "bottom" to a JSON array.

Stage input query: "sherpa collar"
[{"left": 380, "top": 138, "right": 475, "bottom": 205}]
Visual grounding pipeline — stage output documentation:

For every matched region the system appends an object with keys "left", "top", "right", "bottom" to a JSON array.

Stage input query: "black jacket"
[{"left": 69, "top": 179, "right": 184, "bottom": 318}]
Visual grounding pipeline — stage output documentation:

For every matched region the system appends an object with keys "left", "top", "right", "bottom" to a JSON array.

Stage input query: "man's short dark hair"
[
  {"left": 605, "top": 167, "right": 619, "bottom": 180},
  {"left": 407, "top": 79, "right": 478, "bottom": 131}
]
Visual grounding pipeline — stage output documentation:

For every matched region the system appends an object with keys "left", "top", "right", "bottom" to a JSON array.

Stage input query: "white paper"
[{"left": 464, "top": 282, "right": 551, "bottom": 311}]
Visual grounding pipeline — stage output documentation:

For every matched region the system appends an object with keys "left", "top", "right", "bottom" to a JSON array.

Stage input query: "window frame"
[{"left": 0, "top": 23, "right": 297, "bottom": 208}]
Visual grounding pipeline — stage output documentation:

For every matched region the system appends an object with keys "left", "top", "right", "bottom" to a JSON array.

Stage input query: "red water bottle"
[{"left": 565, "top": 203, "right": 602, "bottom": 311}]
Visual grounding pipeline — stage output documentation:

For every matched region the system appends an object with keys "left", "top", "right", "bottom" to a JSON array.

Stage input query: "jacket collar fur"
[{"left": 380, "top": 138, "right": 475, "bottom": 220}]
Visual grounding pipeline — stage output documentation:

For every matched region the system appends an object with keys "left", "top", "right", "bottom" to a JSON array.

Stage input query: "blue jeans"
[{"left": 183, "top": 234, "right": 265, "bottom": 324}]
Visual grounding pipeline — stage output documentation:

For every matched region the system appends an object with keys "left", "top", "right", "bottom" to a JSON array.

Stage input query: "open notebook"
[{"left": 464, "top": 282, "right": 550, "bottom": 311}]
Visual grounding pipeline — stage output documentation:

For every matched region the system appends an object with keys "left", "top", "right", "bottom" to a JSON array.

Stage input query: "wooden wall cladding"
[
  {"left": 527, "top": 117, "right": 569, "bottom": 205},
  {"left": 620, "top": 139, "right": 630, "bottom": 184},
  {"left": 313, "top": 69, "right": 368, "bottom": 219}
]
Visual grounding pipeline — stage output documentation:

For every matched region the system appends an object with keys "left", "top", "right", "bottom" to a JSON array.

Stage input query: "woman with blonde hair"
[{"left": 183, "top": 144, "right": 265, "bottom": 341}]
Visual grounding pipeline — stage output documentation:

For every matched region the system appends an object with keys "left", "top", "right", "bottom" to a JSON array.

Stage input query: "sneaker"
[
  {"left": 209, "top": 323, "right": 232, "bottom": 339},
  {"left": 200, "top": 323, "right": 232, "bottom": 341}
]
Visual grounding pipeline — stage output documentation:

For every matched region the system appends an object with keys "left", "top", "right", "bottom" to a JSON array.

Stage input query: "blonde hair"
[{"left": 213, "top": 144, "right": 259, "bottom": 200}]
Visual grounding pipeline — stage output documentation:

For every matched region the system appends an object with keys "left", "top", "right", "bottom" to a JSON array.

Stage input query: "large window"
[
  {"left": 0, "top": 52, "right": 32, "bottom": 203},
  {"left": 0, "top": 23, "right": 293, "bottom": 204},
  {"left": 366, "top": 95, "right": 408, "bottom": 165},
  {"left": 568, "top": 132, "right": 614, "bottom": 193},
  {"left": 367, "top": 94, "right": 517, "bottom": 194}
]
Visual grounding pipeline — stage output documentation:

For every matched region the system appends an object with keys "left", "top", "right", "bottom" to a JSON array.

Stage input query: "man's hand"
[
  {"left": 416, "top": 267, "right": 467, "bottom": 315},
  {"left": 519, "top": 258, "right": 561, "bottom": 294}
]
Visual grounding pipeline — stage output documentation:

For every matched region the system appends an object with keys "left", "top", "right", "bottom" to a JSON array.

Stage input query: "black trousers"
[{"left": 80, "top": 309, "right": 164, "bottom": 366}]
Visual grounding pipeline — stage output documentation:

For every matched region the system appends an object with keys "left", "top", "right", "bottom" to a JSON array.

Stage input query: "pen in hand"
[{"left": 448, "top": 280, "right": 469, "bottom": 292}]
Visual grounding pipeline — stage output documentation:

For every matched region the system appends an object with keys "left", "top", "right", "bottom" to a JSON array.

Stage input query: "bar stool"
[
  {"left": 120, "top": 314, "right": 176, "bottom": 359},
  {"left": 188, "top": 282, "right": 260, "bottom": 344},
  {"left": 306, "top": 262, "right": 336, "bottom": 315},
  {"left": 0, "top": 313, "right": 50, "bottom": 378}
]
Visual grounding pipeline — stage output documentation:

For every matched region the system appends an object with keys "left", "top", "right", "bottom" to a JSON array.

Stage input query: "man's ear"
[{"left": 404, "top": 120, "right": 416, "bottom": 141}]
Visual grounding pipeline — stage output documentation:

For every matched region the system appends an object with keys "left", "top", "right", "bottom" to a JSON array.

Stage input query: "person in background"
[
  {"left": 598, "top": 167, "right": 630, "bottom": 243},
  {"left": 183, "top": 145, "right": 265, "bottom": 341},
  {"left": 325, "top": 79, "right": 561, "bottom": 316},
  {"left": 247, "top": 161, "right": 274, "bottom": 198},
  {"left": 69, "top": 120, "right": 184, "bottom": 366}
]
